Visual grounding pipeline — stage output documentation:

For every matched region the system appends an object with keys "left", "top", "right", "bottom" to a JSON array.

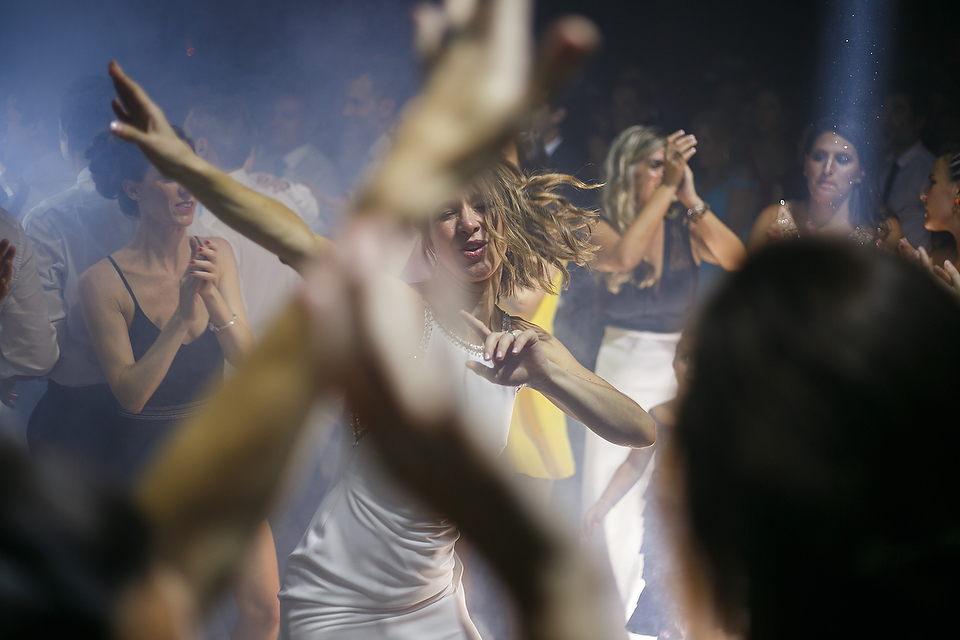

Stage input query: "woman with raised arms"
[{"left": 101, "top": 3, "right": 651, "bottom": 638}]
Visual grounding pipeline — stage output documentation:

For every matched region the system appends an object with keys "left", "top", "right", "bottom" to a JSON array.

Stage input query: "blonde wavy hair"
[
  {"left": 424, "top": 160, "right": 598, "bottom": 299},
  {"left": 602, "top": 125, "right": 666, "bottom": 234}
]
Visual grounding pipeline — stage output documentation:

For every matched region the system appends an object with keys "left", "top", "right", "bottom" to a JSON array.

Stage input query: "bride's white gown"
[{"left": 279, "top": 309, "right": 517, "bottom": 640}]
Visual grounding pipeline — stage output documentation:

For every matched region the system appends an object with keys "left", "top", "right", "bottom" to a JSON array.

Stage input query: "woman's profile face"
[
  {"left": 427, "top": 196, "right": 504, "bottom": 287},
  {"left": 124, "top": 165, "right": 197, "bottom": 226},
  {"left": 920, "top": 156, "right": 958, "bottom": 232},
  {"left": 634, "top": 146, "right": 665, "bottom": 208},
  {"left": 804, "top": 132, "right": 863, "bottom": 206}
]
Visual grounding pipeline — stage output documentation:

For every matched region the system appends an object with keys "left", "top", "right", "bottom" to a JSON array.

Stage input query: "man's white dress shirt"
[
  {"left": 22, "top": 168, "right": 138, "bottom": 386},
  {"left": 190, "top": 168, "right": 320, "bottom": 336},
  {"left": 0, "top": 207, "right": 58, "bottom": 378}
]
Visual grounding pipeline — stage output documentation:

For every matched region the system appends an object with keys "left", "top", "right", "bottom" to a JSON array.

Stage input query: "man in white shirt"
[
  {"left": 22, "top": 76, "right": 137, "bottom": 459},
  {"left": 0, "top": 206, "right": 58, "bottom": 393},
  {"left": 880, "top": 89, "right": 937, "bottom": 249},
  {"left": 184, "top": 96, "right": 322, "bottom": 336},
  {"left": 252, "top": 90, "right": 343, "bottom": 235}
]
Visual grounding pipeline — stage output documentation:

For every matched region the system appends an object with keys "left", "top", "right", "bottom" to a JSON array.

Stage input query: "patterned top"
[{"left": 774, "top": 200, "right": 886, "bottom": 246}]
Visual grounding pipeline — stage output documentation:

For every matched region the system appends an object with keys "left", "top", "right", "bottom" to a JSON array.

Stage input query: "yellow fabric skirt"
[{"left": 504, "top": 272, "right": 575, "bottom": 479}]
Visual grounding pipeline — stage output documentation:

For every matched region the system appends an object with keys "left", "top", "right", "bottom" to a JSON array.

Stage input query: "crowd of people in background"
[{"left": 0, "top": 2, "right": 959, "bottom": 638}]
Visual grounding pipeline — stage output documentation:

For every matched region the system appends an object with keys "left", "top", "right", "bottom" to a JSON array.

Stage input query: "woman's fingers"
[
  {"left": 898, "top": 237, "right": 918, "bottom": 261},
  {"left": 108, "top": 60, "right": 156, "bottom": 121},
  {"left": 459, "top": 309, "right": 492, "bottom": 339},
  {"left": 510, "top": 329, "right": 537, "bottom": 354},
  {"left": 947, "top": 261, "right": 960, "bottom": 294},
  {"left": 918, "top": 246, "right": 934, "bottom": 272},
  {"left": 674, "top": 134, "right": 697, "bottom": 153},
  {"left": 190, "top": 270, "right": 216, "bottom": 282},
  {"left": 666, "top": 130, "right": 685, "bottom": 144},
  {"left": 465, "top": 359, "right": 498, "bottom": 382},
  {"left": 493, "top": 332, "right": 515, "bottom": 361}
]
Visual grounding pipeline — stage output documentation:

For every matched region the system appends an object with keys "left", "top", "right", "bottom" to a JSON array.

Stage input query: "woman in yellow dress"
[{"left": 503, "top": 267, "right": 574, "bottom": 487}]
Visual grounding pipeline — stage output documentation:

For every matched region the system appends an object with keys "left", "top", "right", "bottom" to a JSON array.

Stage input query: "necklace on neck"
[{"left": 423, "top": 302, "right": 511, "bottom": 357}]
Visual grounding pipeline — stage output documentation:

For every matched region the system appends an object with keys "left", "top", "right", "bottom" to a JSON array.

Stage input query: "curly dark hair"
[{"left": 86, "top": 128, "right": 193, "bottom": 218}]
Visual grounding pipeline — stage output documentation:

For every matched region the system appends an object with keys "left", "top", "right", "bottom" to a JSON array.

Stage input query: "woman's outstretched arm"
[
  {"left": 462, "top": 313, "right": 656, "bottom": 448},
  {"left": 106, "top": 61, "right": 330, "bottom": 271}
]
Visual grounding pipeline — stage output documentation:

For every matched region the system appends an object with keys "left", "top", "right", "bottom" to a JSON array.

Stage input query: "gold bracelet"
[{"left": 208, "top": 312, "right": 238, "bottom": 332}]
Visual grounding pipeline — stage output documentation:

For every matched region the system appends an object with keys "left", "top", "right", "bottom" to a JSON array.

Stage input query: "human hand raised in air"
[
  {"left": 662, "top": 130, "right": 697, "bottom": 188},
  {"left": 106, "top": 61, "right": 196, "bottom": 182},
  {"left": 460, "top": 311, "right": 552, "bottom": 389}
]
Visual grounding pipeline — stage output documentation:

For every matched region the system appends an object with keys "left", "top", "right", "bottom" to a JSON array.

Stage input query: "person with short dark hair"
[
  {"left": 21, "top": 76, "right": 138, "bottom": 465},
  {"left": 879, "top": 88, "right": 937, "bottom": 249},
  {"left": 672, "top": 239, "right": 960, "bottom": 639}
]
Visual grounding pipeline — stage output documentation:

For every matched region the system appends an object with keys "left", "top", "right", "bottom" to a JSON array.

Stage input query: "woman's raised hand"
[
  {"left": 355, "top": 0, "right": 600, "bottom": 222},
  {"left": 176, "top": 260, "right": 203, "bottom": 325},
  {"left": 460, "top": 311, "right": 551, "bottom": 388},
  {"left": 662, "top": 130, "right": 697, "bottom": 188},
  {"left": 106, "top": 61, "right": 195, "bottom": 181},
  {"left": 188, "top": 237, "right": 220, "bottom": 300}
]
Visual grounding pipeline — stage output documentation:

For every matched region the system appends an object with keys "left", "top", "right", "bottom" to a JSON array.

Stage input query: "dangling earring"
[{"left": 954, "top": 196, "right": 960, "bottom": 216}]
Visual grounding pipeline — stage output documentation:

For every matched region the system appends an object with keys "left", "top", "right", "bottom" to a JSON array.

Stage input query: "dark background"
[{"left": 1, "top": 0, "right": 958, "bottom": 150}]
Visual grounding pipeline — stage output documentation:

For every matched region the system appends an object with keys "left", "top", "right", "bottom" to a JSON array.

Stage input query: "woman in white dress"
[
  {"left": 279, "top": 161, "right": 656, "bottom": 639},
  {"left": 102, "top": 4, "right": 651, "bottom": 637}
]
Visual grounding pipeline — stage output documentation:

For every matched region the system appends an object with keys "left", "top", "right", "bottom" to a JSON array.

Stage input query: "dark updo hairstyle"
[
  {"left": 803, "top": 116, "right": 884, "bottom": 230},
  {"left": 0, "top": 440, "right": 151, "bottom": 638},
  {"left": 674, "top": 239, "right": 960, "bottom": 639},
  {"left": 86, "top": 127, "right": 193, "bottom": 217}
]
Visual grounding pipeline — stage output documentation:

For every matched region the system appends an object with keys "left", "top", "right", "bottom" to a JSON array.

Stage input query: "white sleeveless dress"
[{"left": 279, "top": 306, "right": 518, "bottom": 640}]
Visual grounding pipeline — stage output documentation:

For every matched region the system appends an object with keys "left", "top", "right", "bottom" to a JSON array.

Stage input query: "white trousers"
[{"left": 583, "top": 327, "right": 680, "bottom": 623}]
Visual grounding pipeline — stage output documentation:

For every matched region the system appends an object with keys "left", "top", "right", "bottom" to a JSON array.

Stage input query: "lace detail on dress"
[
  {"left": 775, "top": 200, "right": 801, "bottom": 238},
  {"left": 776, "top": 200, "right": 883, "bottom": 245}
]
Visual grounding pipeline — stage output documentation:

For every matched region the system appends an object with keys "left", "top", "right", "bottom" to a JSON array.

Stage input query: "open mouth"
[
  {"left": 175, "top": 200, "right": 196, "bottom": 211},
  {"left": 461, "top": 240, "right": 487, "bottom": 259}
]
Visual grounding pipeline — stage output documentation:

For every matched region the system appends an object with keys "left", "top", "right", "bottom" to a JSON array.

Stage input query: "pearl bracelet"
[{"left": 209, "top": 312, "right": 238, "bottom": 332}]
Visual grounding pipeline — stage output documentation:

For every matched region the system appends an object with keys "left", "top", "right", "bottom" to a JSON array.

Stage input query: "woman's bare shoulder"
[{"left": 79, "top": 257, "right": 125, "bottom": 303}]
